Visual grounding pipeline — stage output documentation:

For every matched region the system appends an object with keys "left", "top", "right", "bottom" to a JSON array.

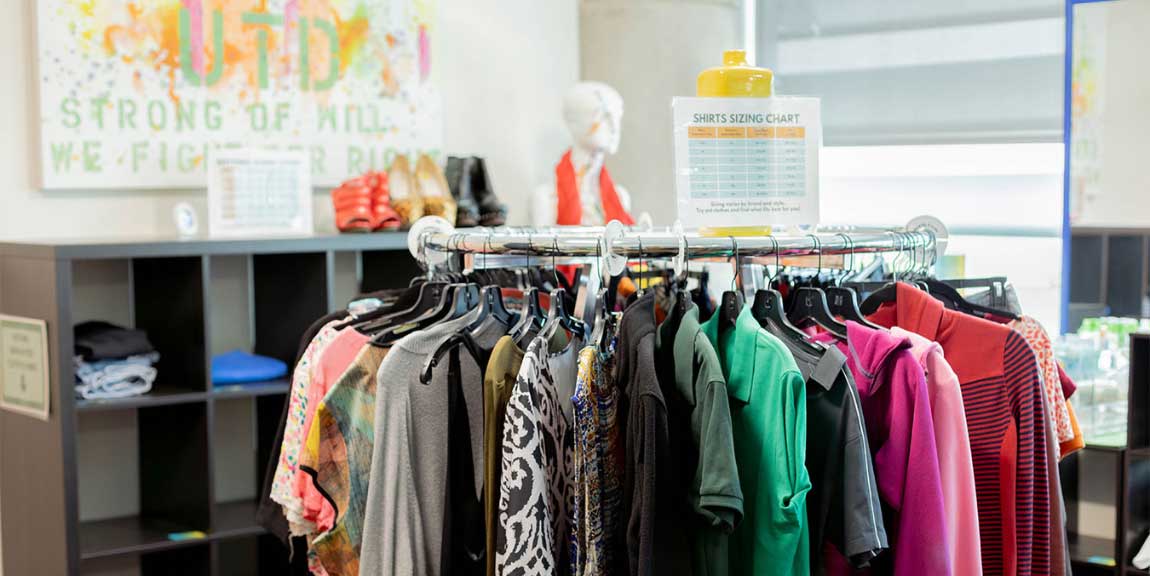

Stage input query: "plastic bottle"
[{"left": 695, "top": 50, "right": 777, "bottom": 238}]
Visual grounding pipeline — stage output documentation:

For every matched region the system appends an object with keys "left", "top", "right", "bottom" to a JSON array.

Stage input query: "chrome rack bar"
[{"left": 406, "top": 216, "right": 942, "bottom": 270}]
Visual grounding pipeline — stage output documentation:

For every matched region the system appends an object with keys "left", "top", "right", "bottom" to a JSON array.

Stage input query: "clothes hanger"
[
  {"left": 510, "top": 234, "right": 547, "bottom": 345},
  {"left": 589, "top": 237, "right": 615, "bottom": 349},
  {"left": 369, "top": 238, "right": 481, "bottom": 344},
  {"left": 914, "top": 229, "right": 1018, "bottom": 321},
  {"left": 420, "top": 329, "right": 489, "bottom": 385},
  {"left": 346, "top": 280, "right": 447, "bottom": 332},
  {"left": 859, "top": 231, "right": 910, "bottom": 315},
  {"left": 670, "top": 233, "right": 693, "bottom": 323},
  {"left": 786, "top": 235, "right": 848, "bottom": 340},
  {"left": 540, "top": 237, "right": 587, "bottom": 343},
  {"left": 467, "top": 233, "right": 517, "bottom": 333},
  {"left": 355, "top": 232, "right": 456, "bottom": 333},
  {"left": 750, "top": 236, "right": 824, "bottom": 353},
  {"left": 717, "top": 236, "right": 744, "bottom": 334},
  {"left": 825, "top": 233, "right": 884, "bottom": 330}
]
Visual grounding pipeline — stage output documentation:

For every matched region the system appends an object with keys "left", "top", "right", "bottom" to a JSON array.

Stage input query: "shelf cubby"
[{"left": 0, "top": 233, "right": 417, "bottom": 575}]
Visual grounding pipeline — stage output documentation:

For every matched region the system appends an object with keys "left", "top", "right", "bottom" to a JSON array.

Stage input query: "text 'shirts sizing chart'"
[{"left": 674, "top": 97, "right": 821, "bottom": 227}]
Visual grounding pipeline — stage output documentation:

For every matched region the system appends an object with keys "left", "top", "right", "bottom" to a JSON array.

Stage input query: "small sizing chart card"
[
  {"left": 208, "top": 148, "right": 313, "bottom": 238},
  {"left": 673, "top": 97, "right": 821, "bottom": 227}
]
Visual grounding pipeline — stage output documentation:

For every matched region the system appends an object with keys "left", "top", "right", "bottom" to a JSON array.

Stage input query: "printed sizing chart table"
[{"left": 687, "top": 125, "right": 807, "bottom": 200}]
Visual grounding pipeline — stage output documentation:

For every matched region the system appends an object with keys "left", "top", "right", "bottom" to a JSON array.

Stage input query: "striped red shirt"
[{"left": 869, "top": 283, "right": 1050, "bottom": 576}]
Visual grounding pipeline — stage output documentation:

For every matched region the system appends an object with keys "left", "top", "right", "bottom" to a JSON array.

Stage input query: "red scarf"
[{"left": 555, "top": 149, "right": 635, "bottom": 226}]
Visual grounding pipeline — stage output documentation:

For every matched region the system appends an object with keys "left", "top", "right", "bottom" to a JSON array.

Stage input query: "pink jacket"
[
  {"left": 817, "top": 322, "right": 951, "bottom": 576},
  {"left": 891, "top": 327, "right": 982, "bottom": 576}
]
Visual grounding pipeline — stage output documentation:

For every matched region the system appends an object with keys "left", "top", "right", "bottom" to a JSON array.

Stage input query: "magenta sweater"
[{"left": 815, "top": 322, "right": 951, "bottom": 576}]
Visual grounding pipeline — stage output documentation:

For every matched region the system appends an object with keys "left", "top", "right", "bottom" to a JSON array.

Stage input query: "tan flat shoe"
[
  {"left": 388, "top": 155, "right": 423, "bottom": 228},
  {"left": 415, "top": 154, "right": 457, "bottom": 225}
]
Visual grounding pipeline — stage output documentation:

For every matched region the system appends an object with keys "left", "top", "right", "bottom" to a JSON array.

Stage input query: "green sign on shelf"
[{"left": 0, "top": 315, "right": 50, "bottom": 421}]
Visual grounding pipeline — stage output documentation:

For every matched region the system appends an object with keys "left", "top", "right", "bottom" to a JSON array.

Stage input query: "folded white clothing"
[{"left": 74, "top": 353, "right": 160, "bottom": 400}]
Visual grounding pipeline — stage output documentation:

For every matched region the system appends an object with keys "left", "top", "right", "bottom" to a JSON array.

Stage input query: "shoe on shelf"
[
  {"left": 332, "top": 177, "right": 375, "bottom": 233},
  {"left": 446, "top": 156, "right": 479, "bottom": 227},
  {"left": 416, "top": 153, "right": 457, "bottom": 225},
  {"left": 469, "top": 157, "right": 507, "bottom": 226},
  {"left": 388, "top": 155, "right": 424, "bottom": 228},
  {"left": 366, "top": 171, "right": 402, "bottom": 231}
]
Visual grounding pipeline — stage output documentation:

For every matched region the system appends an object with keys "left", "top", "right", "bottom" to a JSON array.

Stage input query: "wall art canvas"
[{"left": 38, "top": 0, "right": 441, "bottom": 188}]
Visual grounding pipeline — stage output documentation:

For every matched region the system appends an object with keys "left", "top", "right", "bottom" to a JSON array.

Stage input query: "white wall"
[
  {"left": 1070, "top": 0, "right": 1150, "bottom": 227},
  {"left": 0, "top": 0, "right": 579, "bottom": 571},
  {"left": 820, "top": 144, "right": 1065, "bottom": 331},
  {"left": 581, "top": 0, "right": 742, "bottom": 226},
  {"left": 0, "top": 0, "right": 578, "bottom": 240}
]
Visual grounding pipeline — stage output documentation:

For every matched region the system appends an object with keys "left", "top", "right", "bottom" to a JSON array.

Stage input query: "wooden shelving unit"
[{"left": 0, "top": 232, "right": 420, "bottom": 575}]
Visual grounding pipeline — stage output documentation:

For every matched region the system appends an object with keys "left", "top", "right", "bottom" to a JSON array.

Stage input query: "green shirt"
[
  {"left": 657, "top": 304, "right": 744, "bottom": 576},
  {"left": 701, "top": 304, "right": 812, "bottom": 576}
]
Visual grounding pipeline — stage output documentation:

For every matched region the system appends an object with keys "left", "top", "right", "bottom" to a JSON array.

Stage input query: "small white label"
[
  {"left": 673, "top": 96, "right": 821, "bottom": 227},
  {"left": 0, "top": 315, "right": 50, "bottom": 421},
  {"left": 208, "top": 148, "right": 313, "bottom": 238}
]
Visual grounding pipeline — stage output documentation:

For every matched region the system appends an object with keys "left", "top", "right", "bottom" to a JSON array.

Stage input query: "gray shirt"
[
  {"left": 782, "top": 337, "right": 887, "bottom": 573},
  {"left": 359, "top": 310, "right": 504, "bottom": 576}
]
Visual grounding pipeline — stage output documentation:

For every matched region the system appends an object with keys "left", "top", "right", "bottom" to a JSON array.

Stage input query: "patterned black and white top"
[{"left": 496, "top": 336, "right": 578, "bottom": 576}]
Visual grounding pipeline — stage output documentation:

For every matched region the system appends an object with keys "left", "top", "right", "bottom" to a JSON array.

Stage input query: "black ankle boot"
[
  {"left": 469, "top": 157, "right": 507, "bottom": 226},
  {"left": 446, "top": 156, "right": 479, "bottom": 227}
]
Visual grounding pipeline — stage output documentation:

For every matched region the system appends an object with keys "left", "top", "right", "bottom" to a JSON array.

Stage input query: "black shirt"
[
  {"left": 616, "top": 291, "right": 672, "bottom": 576},
  {"left": 782, "top": 338, "right": 888, "bottom": 574}
]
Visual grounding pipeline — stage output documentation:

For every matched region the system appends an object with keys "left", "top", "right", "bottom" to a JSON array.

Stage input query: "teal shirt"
[{"left": 701, "top": 304, "right": 812, "bottom": 576}]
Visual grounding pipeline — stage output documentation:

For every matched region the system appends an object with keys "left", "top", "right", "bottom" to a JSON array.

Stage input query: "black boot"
[
  {"left": 469, "top": 157, "right": 507, "bottom": 226},
  {"left": 446, "top": 156, "right": 479, "bottom": 227}
]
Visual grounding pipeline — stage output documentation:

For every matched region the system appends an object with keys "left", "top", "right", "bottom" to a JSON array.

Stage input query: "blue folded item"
[{"left": 211, "top": 350, "right": 288, "bottom": 384}]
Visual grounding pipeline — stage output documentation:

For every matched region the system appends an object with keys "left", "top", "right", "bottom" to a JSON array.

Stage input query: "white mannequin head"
[{"left": 563, "top": 82, "right": 623, "bottom": 156}]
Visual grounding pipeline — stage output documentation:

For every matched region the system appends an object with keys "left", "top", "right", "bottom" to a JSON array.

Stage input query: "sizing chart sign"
[
  {"left": 673, "top": 97, "right": 821, "bottom": 227},
  {"left": 37, "top": 0, "right": 442, "bottom": 189}
]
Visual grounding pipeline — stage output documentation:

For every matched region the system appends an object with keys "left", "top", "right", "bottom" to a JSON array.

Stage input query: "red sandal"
[{"left": 332, "top": 177, "right": 375, "bottom": 233}]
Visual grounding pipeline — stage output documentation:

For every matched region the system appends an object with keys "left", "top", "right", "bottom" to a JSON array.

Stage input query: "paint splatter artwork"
[{"left": 38, "top": 0, "right": 441, "bottom": 188}]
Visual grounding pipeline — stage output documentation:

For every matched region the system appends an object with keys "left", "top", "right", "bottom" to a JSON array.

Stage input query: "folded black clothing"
[{"left": 74, "top": 321, "right": 155, "bottom": 361}]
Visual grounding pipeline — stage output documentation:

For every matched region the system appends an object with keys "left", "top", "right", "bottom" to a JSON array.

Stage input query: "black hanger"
[
  {"left": 353, "top": 281, "right": 448, "bottom": 333},
  {"left": 511, "top": 287, "right": 547, "bottom": 346},
  {"left": 788, "top": 287, "right": 849, "bottom": 340},
  {"left": 466, "top": 284, "right": 517, "bottom": 333},
  {"left": 751, "top": 288, "right": 825, "bottom": 354},
  {"left": 923, "top": 278, "right": 1018, "bottom": 321},
  {"left": 420, "top": 331, "right": 490, "bottom": 385},
  {"left": 785, "top": 236, "right": 848, "bottom": 340},
  {"left": 717, "top": 237, "right": 744, "bottom": 333},
  {"left": 541, "top": 287, "right": 586, "bottom": 342},
  {"left": 826, "top": 286, "right": 883, "bottom": 330},
  {"left": 371, "top": 283, "right": 480, "bottom": 345},
  {"left": 859, "top": 282, "right": 899, "bottom": 316}
]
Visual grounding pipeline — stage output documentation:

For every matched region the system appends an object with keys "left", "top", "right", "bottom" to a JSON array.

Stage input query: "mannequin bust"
[{"left": 532, "top": 82, "right": 638, "bottom": 226}]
